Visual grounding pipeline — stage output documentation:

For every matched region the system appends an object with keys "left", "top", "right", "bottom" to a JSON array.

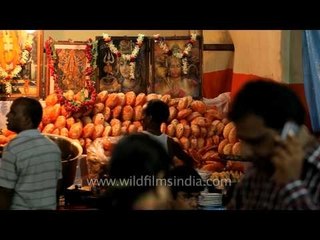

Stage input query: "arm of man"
[
  {"left": 167, "top": 137, "right": 194, "bottom": 167},
  {"left": 272, "top": 130, "right": 319, "bottom": 209},
  {"left": 0, "top": 187, "right": 13, "bottom": 209}
]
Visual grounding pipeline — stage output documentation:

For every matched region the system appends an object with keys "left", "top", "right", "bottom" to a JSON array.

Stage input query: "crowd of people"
[{"left": 1, "top": 78, "right": 320, "bottom": 210}]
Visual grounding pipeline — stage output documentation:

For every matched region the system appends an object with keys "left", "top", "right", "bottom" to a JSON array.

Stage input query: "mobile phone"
[{"left": 281, "top": 121, "right": 300, "bottom": 140}]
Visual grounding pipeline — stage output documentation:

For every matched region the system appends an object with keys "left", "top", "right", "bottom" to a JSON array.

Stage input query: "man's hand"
[
  {"left": 271, "top": 127, "right": 307, "bottom": 184},
  {"left": 0, "top": 187, "right": 13, "bottom": 209}
]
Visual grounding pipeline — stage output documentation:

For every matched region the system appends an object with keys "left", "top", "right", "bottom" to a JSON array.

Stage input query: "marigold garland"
[
  {"left": 153, "top": 33, "right": 197, "bottom": 74},
  {"left": 45, "top": 37, "right": 97, "bottom": 114}
]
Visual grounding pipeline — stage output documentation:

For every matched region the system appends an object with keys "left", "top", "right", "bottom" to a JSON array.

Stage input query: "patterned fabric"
[
  {"left": 228, "top": 143, "right": 320, "bottom": 210},
  {"left": 0, "top": 129, "right": 62, "bottom": 210}
]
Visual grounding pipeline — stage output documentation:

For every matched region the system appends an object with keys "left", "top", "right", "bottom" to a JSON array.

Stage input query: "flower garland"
[
  {"left": 0, "top": 32, "right": 34, "bottom": 94},
  {"left": 102, "top": 33, "right": 144, "bottom": 80},
  {"left": 153, "top": 33, "right": 197, "bottom": 74},
  {"left": 45, "top": 37, "right": 97, "bottom": 114}
]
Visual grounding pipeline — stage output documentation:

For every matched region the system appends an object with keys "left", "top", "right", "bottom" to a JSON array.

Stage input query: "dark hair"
[
  {"left": 166, "top": 166, "right": 204, "bottom": 199},
  {"left": 109, "top": 133, "right": 171, "bottom": 178},
  {"left": 228, "top": 79, "right": 306, "bottom": 130},
  {"left": 144, "top": 99, "right": 169, "bottom": 124},
  {"left": 97, "top": 133, "right": 171, "bottom": 210},
  {"left": 13, "top": 97, "right": 43, "bottom": 128}
]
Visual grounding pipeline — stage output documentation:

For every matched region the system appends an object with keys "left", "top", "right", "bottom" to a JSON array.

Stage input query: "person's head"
[
  {"left": 6, "top": 97, "right": 43, "bottom": 133},
  {"left": 117, "top": 39, "right": 134, "bottom": 80},
  {"left": 166, "top": 166, "right": 204, "bottom": 210},
  {"left": 142, "top": 99, "right": 170, "bottom": 130},
  {"left": 117, "top": 58, "right": 131, "bottom": 80},
  {"left": 0, "top": 31, "right": 19, "bottom": 66},
  {"left": 155, "top": 58, "right": 168, "bottom": 80},
  {"left": 100, "top": 133, "right": 172, "bottom": 210},
  {"left": 228, "top": 79, "right": 305, "bottom": 168},
  {"left": 167, "top": 56, "right": 182, "bottom": 78}
]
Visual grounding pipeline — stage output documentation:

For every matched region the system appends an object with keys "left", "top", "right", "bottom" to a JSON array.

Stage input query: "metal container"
[{"left": 43, "top": 134, "right": 83, "bottom": 194}]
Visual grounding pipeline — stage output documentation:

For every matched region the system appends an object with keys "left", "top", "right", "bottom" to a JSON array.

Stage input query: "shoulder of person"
[
  {"left": 166, "top": 135, "right": 174, "bottom": 142},
  {"left": 167, "top": 136, "right": 180, "bottom": 148}
]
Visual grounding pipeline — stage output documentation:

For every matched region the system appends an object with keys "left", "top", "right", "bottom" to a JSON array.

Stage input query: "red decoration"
[{"left": 45, "top": 37, "right": 97, "bottom": 114}]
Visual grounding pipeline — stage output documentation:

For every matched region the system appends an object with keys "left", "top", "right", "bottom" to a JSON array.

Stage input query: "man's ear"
[{"left": 22, "top": 115, "right": 33, "bottom": 127}]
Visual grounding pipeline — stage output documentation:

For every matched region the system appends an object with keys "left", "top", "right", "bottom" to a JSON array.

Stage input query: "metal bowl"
[{"left": 43, "top": 134, "right": 83, "bottom": 193}]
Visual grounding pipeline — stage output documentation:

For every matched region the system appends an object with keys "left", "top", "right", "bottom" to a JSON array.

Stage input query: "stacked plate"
[{"left": 198, "top": 192, "right": 224, "bottom": 210}]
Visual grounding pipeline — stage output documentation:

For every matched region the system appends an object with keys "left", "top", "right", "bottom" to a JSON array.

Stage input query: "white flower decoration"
[
  {"left": 104, "top": 34, "right": 145, "bottom": 80},
  {"left": 0, "top": 32, "right": 33, "bottom": 85},
  {"left": 154, "top": 34, "right": 197, "bottom": 75}
]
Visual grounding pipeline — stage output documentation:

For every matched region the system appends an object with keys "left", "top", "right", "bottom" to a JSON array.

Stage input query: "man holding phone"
[{"left": 227, "top": 79, "right": 320, "bottom": 209}]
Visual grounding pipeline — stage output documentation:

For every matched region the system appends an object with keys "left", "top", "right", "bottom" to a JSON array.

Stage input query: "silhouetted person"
[
  {"left": 0, "top": 97, "right": 61, "bottom": 209},
  {"left": 166, "top": 166, "right": 204, "bottom": 210},
  {"left": 228, "top": 79, "right": 320, "bottom": 209},
  {"left": 142, "top": 99, "right": 194, "bottom": 167},
  {"left": 96, "top": 133, "right": 172, "bottom": 210}
]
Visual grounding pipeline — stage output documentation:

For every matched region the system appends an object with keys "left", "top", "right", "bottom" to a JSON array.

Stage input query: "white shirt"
[{"left": 142, "top": 131, "right": 168, "bottom": 153}]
